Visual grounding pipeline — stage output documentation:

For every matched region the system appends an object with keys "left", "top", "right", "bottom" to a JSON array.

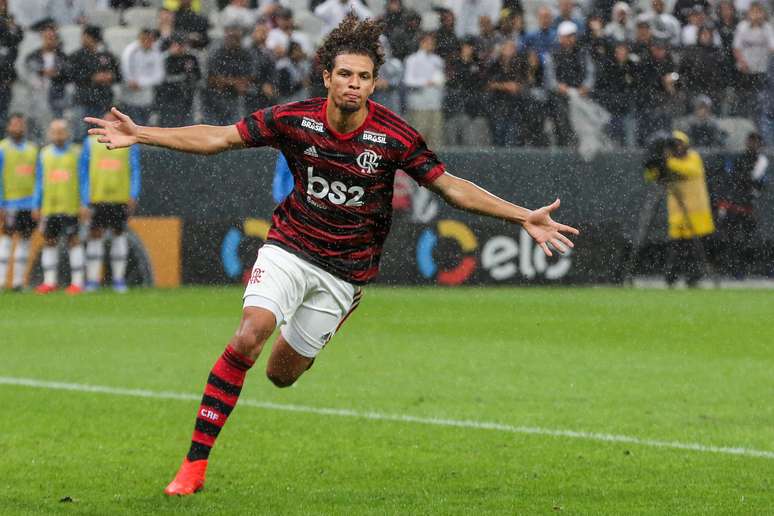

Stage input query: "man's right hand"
[{"left": 84, "top": 108, "right": 138, "bottom": 150}]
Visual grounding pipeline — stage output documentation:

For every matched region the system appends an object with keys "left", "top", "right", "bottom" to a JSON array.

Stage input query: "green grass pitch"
[{"left": 1, "top": 287, "right": 773, "bottom": 514}]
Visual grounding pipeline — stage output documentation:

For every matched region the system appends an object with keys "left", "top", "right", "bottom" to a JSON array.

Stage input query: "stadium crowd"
[{"left": 1, "top": 0, "right": 773, "bottom": 148}]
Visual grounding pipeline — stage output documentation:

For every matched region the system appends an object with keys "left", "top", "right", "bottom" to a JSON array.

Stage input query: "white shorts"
[{"left": 243, "top": 245, "right": 362, "bottom": 358}]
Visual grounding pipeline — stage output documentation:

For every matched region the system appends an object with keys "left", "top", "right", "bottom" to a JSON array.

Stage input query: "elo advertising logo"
[
  {"left": 417, "top": 220, "right": 572, "bottom": 285},
  {"left": 417, "top": 220, "right": 478, "bottom": 285}
]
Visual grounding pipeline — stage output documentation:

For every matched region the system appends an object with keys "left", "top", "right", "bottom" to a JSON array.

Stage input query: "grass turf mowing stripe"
[{"left": 3, "top": 375, "right": 773, "bottom": 461}]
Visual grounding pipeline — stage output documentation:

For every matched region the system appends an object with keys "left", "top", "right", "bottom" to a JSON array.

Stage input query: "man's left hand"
[{"left": 523, "top": 199, "right": 579, "bottom": 257}]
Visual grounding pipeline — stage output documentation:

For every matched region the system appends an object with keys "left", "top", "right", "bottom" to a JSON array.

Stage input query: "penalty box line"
[{"left": 2, "top": 375, "right": 773, "bottom": 461}]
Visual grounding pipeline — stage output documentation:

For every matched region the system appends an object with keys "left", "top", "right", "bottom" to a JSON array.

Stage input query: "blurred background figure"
[
  {"left": 204, "top": 25, "right": 253, "bottom": 124},
  {"left": 0, "top": 0, "right": 23, "bottom": 136},
  {"left": 0, "top": 114, "right": 38, "bottom": 291},
  {"left": 634, "top": 37, "right": 677, "bottom": 146},
  {"left": 593, "top": 41, "right": 636, "bottom": 146},
  {"left": 715, "top": 131, "right": 768, "bottom": 278},
  {"left": 445, "top": 37, "right": 489, "bottom": 146},
  {"left": 68, "top": 25, "right": 120, "bottom": 141},
  {"left": 732, "top": 1, "right": 774, "bottom": 121},
  {"left": 245, "top": 24, "right": 277, "bottom": 111},
  {"left": 275, "top": 41, "right": 310, "bottom": 103},
  {"left": 485, "top": 40, "right": 531, "bottom": 146},
  {"left": 33, "top": 119, "right": 86, "bottom": 295},
  {"left": 120, "top": 28, "right": 164, "bottom": 126},
  {"left": 157, "top": 32, "right": 201, "bottom": 127},
  {"left": 676, "top": 95, "right": 727, "bottom": 148},
  {"left": 23, "top": 20, "right": 68, "bottom": 139},
  {"left": 173, "top": 0, "right": 210, "bottom": 49},
  {"left": 82, "top": 110, "right": 141, "bottom": 293},
  {"left": 403, "top": 32, "right": 445, "bottom": 148}
]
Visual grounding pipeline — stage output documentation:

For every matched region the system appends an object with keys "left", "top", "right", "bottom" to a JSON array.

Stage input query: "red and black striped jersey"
[{"left": 236, "top": 97, "right": 446, "bottom": 284}]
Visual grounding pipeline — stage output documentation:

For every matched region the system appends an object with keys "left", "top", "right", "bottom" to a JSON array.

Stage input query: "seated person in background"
[{"left": 675, "top": 95, "right": 727, "bottom": 148}]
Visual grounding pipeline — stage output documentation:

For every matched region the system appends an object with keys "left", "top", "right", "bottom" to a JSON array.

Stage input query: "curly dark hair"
[{"left": 316, "top": 15, "right": 385, "bottom": 76}]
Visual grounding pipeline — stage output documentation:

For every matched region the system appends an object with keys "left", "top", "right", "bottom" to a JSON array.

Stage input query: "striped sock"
[{"left": 187, "top": 345, "right": 255, "bottom": 461}]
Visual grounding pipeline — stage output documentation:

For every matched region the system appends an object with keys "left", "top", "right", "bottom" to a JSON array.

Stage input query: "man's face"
[
  {"left": 6, "top": 117, "right": 26, "bottom": 140},
  {"left": 747, "top": 136, "right": 762, "bottom": 153},
  {"left": 651, "top": 44, "right": 667, "bottom": 59},
  {"left": 559, "top": 0, "right": 573, "bottom": 17},
  {"left": 559, "top": 33, "right": 576, "bottom": 48},
  {"left": 323, "top": 54, "right": 376, "bottom": 114},
  {"left": 651, "top": 0, "right": 664, "bottom": 13},
  {"left": 636, "top": 24, "right": 651, "bottom": 41},
  {"left": 42, "top": 27, "right": 59, "bottom": 49},
  {"left": 252, "top": 24, "right": 268, "bottom": 45},
  {"left": 82, "top": 33, "right": 97, "bottom": 49},
  {"left": 48, "top": 120, "right": 70, "bottom": 147},
  {"left": 140, "top": 32, "right": 154, "bottom": 49},
  {"left": 749, "top": 5, "right": 764, "bottom": 24},
  {"left": 420, "top": 35, "right": 435, "bottom": 52},
  {"left": 538, "top": 7, "right": 552, "bottom": 30},
  {"left": 224, "top": 28, "right": 242, "bottom": 47}
]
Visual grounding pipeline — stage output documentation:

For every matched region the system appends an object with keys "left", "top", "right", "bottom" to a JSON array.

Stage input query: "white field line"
[{"left": 2, "top": 375, "right": 773, "bottom": 460}]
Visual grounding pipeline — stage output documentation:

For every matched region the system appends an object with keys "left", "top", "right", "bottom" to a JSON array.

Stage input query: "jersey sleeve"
[
  {"left": 235, "top": 106, "right": 282, "bottom": 148},
  {"left": 400, "top": 135, "right": 446, "bottom": 186}
]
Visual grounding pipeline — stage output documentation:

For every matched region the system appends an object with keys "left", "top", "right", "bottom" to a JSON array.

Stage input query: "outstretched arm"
[
  {"left": 84, "top": 107, "right": 245, "bottom": 155},
  {"left": 427, "top": 172, "right": 579, "bottom": 257}
]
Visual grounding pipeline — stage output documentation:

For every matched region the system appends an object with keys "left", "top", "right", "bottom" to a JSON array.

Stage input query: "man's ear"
[{"left": 323, "top": 69, "right": 331, "bottom": 89}]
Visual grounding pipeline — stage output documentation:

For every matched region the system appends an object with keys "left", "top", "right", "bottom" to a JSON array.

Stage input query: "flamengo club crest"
[{"left": 356, "top": 149, "right": 380, "bottom": 174}]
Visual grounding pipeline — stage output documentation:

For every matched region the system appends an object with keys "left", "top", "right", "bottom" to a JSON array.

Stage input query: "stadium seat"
[
  {"left": 87, "top": 9, "right": 123, "bottom": 27},
  {"left": 59, "top": 25, "right": 84, "bottom": 54},
  {"left": 104, "top": 26, "right": 138, "bottom": 56},
  {"left": 123, "top": 7, "right": 160, "bottom": 29},
  {"left": 420, "top": 11, "right": 439, "bottom": 31},
  {"left": 716, "top": 117, "right": 757, "bottom": 151},
  {"left": 294, "top": 11, "right": 323, "bottom": 44}
]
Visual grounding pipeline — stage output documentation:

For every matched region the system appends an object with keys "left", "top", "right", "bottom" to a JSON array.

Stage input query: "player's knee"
[
  {"left": 265, "top": 368, "right": 297, "bottom": 388},
  {"left": 231, "top": 313, "right": 275, "bottom": 357}
]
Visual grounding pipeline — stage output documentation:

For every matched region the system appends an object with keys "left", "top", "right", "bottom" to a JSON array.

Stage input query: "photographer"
[{"left": 644, "top": 131, "right": 716, "bottom": 286}]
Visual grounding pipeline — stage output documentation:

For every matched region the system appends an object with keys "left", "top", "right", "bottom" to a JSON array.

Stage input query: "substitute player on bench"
[
  {"left": 81, "top": 110, "right": 141, "bottom": 293},
  {"left": 0, "top": 114, "right": 38, "bottom": 291},
  {"left": 85, "top": 16, "right": 579, "bottom": 495}
]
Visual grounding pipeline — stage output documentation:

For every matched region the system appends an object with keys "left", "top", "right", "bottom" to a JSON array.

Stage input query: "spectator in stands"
[
  {"left": 174, "top": 0, "right": 210, "bottom": 49},
  {"left": 679, "top": 25, "right": 726, "bottom": 108},
  {"left": 266, "top": 8, "right": 313, "bottom": 57},
  {"left": 372, "top": 36, "right": 403, "bottom": 113},
  {"left": 485, "top": 39, "right": 532, "bottom": 146},
  {"left": 476, "top": 16, "right": 500, "bottom": 62},
  {"left": 673, "top": 0, "right": 710, "bottom": 25},
  {"left": 631, "top": 16, "right": 654, "bottom": 61},
  {"left": 581, "top": 12, "right": 612, "bottom": 67},
  {"left": 593, "top": 41, "right": 635, "bottom": 145},
  {"left": 497, "top": 8, "right": 524, "bottom": 49},
  {"left": 0, "top": 0, "right": 23, "bottom": 135},
  {"left": 157, "top": 32, "right": 201, "bottom": 127},
  {"left": 403, "top": 32, "right": 445, "bottom": 148},
  {"left": 446, "top": 0, "right": 502, "bottom": 38},
  {"left": 634, "top": 37, "right": 677, "bottom": 145},
  {"left": 645, "top": 0, "right": 681, "bottom": 46},
  {"left": 716, "top": 0, "right": 739, "bottom": 99},
  {"left": 381, "top": 0, "right": 407, "bottom": 40},
  {"left": 604, "top": 2, "right": 633, "bottom": 43},
  {"left": 68, "top": 25, "right": 120, "bottom": 141},
  {"left": 732, "top": 1, "right": 774, "bottom": 119},
  {"left": 444, "top": 38, "right": 489, "bottom": 145},
  {"left": 219, "top": 0, "right": 257, "bottom": 32},
  {"left": 275, "top": 42, "right": 310, "bottom": 102},
  {"left": 553, "top": 0, "right": 584, "bottom": 37},
  {"left": 314, "top": 0, "right": 372, "bottom": 37},
  {"left": 245, "top": 24, "right": 277, "bottom": 111},
  {"left": 676, "top": 95, "right": 727, "bottom": 147},
  {"left": 523, "top": 6, "right": 557, "bottom": 59},
  {"left": 681, "top": 5, "right": 715, "bottom": 46},
  {"left": 544, "top": 21, "right": 595, "bottom": 146},
  {"left": 157, "top": 8, "right": 175, "bottom": 49},
  {"left": 387, "top": 9, "right": 420, "bottom": 60},
  {"left": 204, "top": 25, "right": 253, "bottom": 124},
  {"left": 23, "top": 21, "right": 68, "bottom": 139},
  {"left": 433, "top": 7, "right": 460, "bottom": 61},
  {"left": 120, "top": 28, "right": 164, "bottom": 126}
]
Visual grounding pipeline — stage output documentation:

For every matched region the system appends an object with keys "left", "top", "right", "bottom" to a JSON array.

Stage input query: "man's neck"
[{"left": 326, "top": 100, "right": 368, "bottom": 134}]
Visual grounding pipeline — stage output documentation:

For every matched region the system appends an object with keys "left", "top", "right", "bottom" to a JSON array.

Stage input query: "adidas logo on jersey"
[{"left": 304, "top": 146, "right": 318, "bottom": 158}]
